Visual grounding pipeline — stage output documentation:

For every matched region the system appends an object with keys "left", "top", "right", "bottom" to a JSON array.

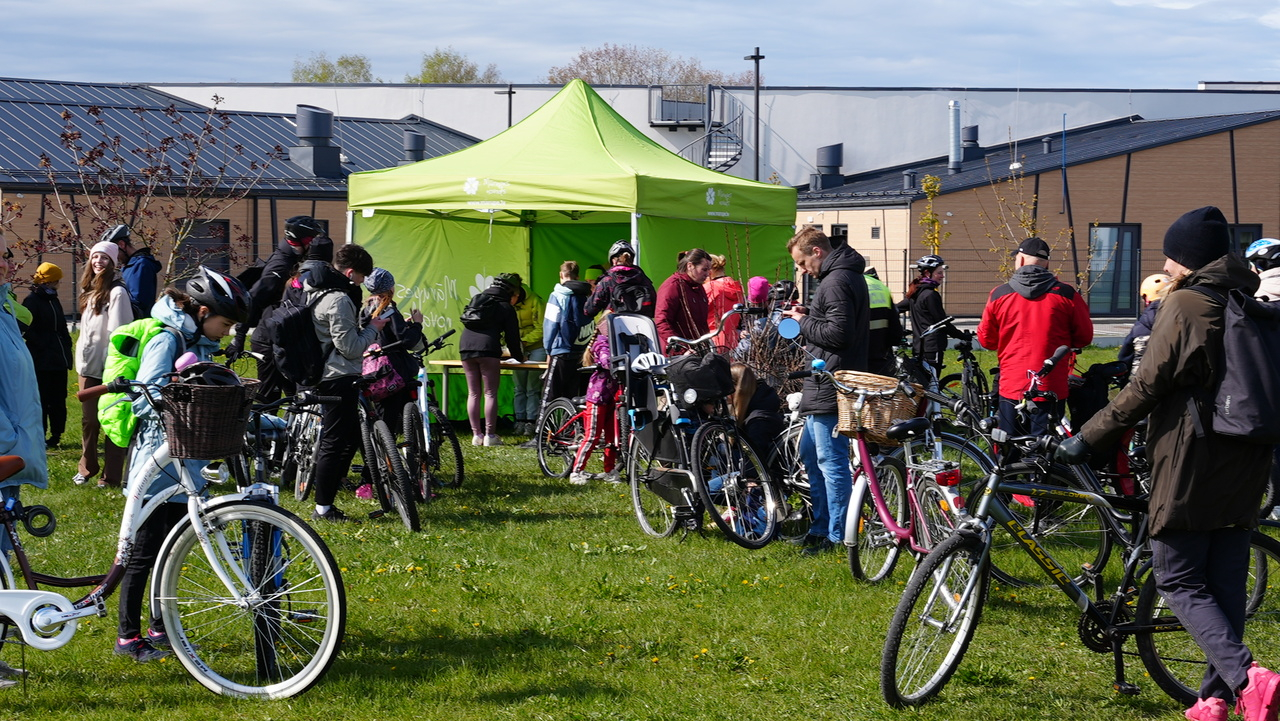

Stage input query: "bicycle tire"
[
  {"left": 1136, "top": 531, "right": 1280, "bottom": 706},
  {"left": 427, "top": 402, "right": 464, "bottom": 489},
  {"left": 401, "top": 404, "right": 428, "bottom": 502},
  {"left": 881, "top": 530, "right": 989, "bottom": 708},
  {"left": 691, "top": 421, "right": 779, "bottom": 549},
  {"left": 290, "top": 414, "right": 321, "bottom": 503},
  {"left": 358, "top": 406, "right": 393, "bottom": 515},
  {"left": 628, "top": 434, "right": 676, "bottom": 538},
  {"left": 987, "top": 461, "right": 1113, "bottom": 588},
  {"left": 848, "top": 455, "right": 907, "bottom": 583},
  {"left": 887, "top": 431, "right": 995, "bottom": 511},
  {"left": 374, "top": 420, "right": 421, "bottom": 532},
  {"left": 153, "top": 501, "right": 346, "bottom": 699},
  {"left": 537, "top": 398, "right": 581, "bottom": 479}
]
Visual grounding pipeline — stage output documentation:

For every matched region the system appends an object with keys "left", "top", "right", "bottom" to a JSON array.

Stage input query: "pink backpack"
[{"left": 361, "top": 343, "right": 407, "bottom": 401}]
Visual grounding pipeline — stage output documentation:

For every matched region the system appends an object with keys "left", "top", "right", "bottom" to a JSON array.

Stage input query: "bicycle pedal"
[{"left": 367, "top": 510, "right": 386, "bottom": 519}]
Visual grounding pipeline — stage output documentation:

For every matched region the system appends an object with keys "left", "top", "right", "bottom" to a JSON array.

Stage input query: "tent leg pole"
[{"left": 631, "top": 213, "right": 640, "bottom": 265}]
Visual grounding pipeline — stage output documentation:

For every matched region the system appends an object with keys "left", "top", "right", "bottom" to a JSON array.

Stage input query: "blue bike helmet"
[{"left": 1246, "top": 238, "right": 1280, "bottom": 271}]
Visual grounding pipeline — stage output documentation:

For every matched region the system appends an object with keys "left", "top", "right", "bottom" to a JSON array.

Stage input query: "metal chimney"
[
  {"left": 903, "top": 169, "right": 918, "bottom": 191},
  {"left": 400, "top": 130, "right": 427, "bottom": 165},
  {"left": 961, "top": 125, "right": 984, "bottom": 161},
  {"left": 948, "top": 101, "right": 962, "bottom": 175},
  {"left": 1042, "top": 136, "right": 1054, "bottom": 154},
  {"left": 810, "top": 143, "right": 845, "bottom": 191},
  {"left": 289, "top": 104, "right": 343, "bottom": 178}
]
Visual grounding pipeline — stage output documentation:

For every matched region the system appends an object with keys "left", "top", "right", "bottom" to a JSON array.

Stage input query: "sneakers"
[
  {"left": 0, "top": 659, "right": 26, "bottom": 680},
  {"left": 569, "top": 471, "right": 591, "bottom": 485},
  {"left": 311, "top": 507, "right": 354, "bottom": 523},
  {"left": 484, "top": 434, "right": 503, "bottom": 446},
  {"left": 472, "top": 434, "right": 485, "bottom": 446},
  {"left": 800, "top": 538, "right": 837, "bottom": 556},
  {"left": 1238, "top": 663, "right": 1280, "bottom": 721},
  {"left": 71, "top": 473, "right": 88, "bottom": 486},
  {"left": 145, "top": 628, "right": 171, "bottom": 650},
  {"left": 517, "top": 438, "right": 540, "bottom": 449},
  {"left": 355, "top": 483, "right": 374, "bottom": 500},
  {"left": 1186, "top": 697, "right": 1228, "bottom": 721},
  {"left": 598, "top": 470, "right": 622, "bottom": 484},
  {"left": 513, "top": 421, "right": 534, "bottom": 435},
  {"left": 114, "top": 636, "right": 170, "bottom": 663}
]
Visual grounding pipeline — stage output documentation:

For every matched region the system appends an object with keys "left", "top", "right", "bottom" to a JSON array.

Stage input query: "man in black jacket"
[
  {"left": 230, "top": 215, "right": 325, "bottom": 400},
  {"left": 782, "top": 226, "right": 870, "bottom": 555}
]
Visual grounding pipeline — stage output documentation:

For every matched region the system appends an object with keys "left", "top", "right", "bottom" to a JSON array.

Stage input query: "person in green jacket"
[{"left": 512, "top": 283, "right": 545, "bottom": 435}]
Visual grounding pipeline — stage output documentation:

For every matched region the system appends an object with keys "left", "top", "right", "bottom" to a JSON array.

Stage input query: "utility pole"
[
  {"left": 744, "top": 47, "right": 764, "bottom": 181},
  {"left": 494, "top": 84, "right": 515, "bottom": 128}
]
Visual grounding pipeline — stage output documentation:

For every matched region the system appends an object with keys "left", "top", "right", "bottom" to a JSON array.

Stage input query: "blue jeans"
[
  {"left": 799, "top": 413, "right": 853, "bottom": 543},
  {"left": 513, "top": 348, "right": 546, "bottom": 422}
]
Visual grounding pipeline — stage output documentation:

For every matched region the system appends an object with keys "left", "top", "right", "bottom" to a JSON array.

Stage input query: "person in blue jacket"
[
  {"left": 539, "top": 261, "right": 592, "bottom": 416},
  {"left": 103, "top": 225, "right": 162, "bottom": 312}
]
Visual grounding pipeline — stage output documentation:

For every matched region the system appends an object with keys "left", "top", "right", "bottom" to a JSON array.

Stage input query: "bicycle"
[
  {"left": 399, "top": 330, "right": 465, "bottom": 499},
  {"left": 2, "top": 373, "right": 347, "bottom": 698},
  {"left": 356, "top": 353, "right": 420, "bottom": 532},
  {"left": 879, "top": 431, "right": 1280, "bottom": 708},
  {"left": 536, "top": 383, "right": 628, "bottom": 481}
]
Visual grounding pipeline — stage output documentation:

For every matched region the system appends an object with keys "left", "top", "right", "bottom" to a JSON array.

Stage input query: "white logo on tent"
[
  {"left": 464, "top": 178, "right": 480, "bottom": 195},
  {"left": 468, "top": 273, "right": 494, "bottom": 298},
  {"left": 706, "top": 188, "right": 717, "bottom": 205}
]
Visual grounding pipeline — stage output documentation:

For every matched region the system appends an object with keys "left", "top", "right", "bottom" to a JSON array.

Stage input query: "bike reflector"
[{"left": 934, "top": 467, "right": 962, "bottom": 487}]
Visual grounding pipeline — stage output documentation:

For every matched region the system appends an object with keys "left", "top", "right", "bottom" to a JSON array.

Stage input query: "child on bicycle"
[
  {"left": 114, "top": 267, "right": 251, "bottom": 662},
  {"left": 569, "top": 317, "right": 619, "bottom": 485}
]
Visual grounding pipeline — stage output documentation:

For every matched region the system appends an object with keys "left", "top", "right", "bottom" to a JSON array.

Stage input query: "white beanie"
[{"left": 89, "top": 240, "right": 120, "bottom": 265}]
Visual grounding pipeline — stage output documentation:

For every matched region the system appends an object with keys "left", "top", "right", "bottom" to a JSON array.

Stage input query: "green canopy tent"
[{"left": 347, "top": 79, "right": 797, "bottom": 417}]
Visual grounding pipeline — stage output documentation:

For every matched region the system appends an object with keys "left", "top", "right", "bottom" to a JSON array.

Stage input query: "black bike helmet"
[
  {"left": 609, "top": 240, "right": 635, "bottom": 262},
  {"left": 100, "top": 224, "right": 131, "bottom": 246},
  {"left": 284, "top": 215, "right": 324, "bottom": 244},
  {"left": 915, "top": 254, "right": 946, "bottom": 272},
  {"left": 1247, "top": 238, "right": 1280, "bottom": 272},
  {"left": 176, "top": 361, "right": 243, "bottom": 387},
  {"left": 185, "top": 266, "right": 252, "bottom": 324},
  {"left": 493, "top": 272, "right": 522, "bottom": 294}
]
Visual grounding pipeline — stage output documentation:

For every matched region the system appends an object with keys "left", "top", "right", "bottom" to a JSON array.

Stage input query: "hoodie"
[
  {"left": 584, "top": 264, "right": 656, "bottom": 318},
  {"left": 543, "top": 280, "right": 592, "bottom": 356},
  {"left": 977, "top": 264, "right": 1093, "bottom": 401},
  {"left": 797, "top": 243, "right": 871, "bottom": 415},
  {"left": 301, "top": 260, "right": 377, "bottom": 381}
]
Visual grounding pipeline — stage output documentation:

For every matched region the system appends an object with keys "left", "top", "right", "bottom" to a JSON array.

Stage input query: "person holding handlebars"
[
  {"left": 360, "top": 267, "right": 424, "bottom": 435},
  {"left": 977, "top": 237, "right": 1092, "bottom": 436}
]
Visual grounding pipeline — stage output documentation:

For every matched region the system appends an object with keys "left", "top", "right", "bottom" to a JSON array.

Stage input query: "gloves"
[
  {"left": 1055, "top": 435, "right": 1092, "bottom": 465},
  {"left": 225, "top": 332, "right": 246, "bottom": 362}
]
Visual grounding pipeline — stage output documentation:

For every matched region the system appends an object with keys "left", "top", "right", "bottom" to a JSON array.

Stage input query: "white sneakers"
[
  {"left": 471, "top": 434, "right": 484, "bottom": 446},
  {"left": 472, "top": 434, "right": 504, "bottom": 446},
  {"left": 569, "top": 471, "right": 591, "bottom": 485},
  {"left": 598, "top": 470, "right": 622, "bottom": 484},
  {"left": 569, "top": 470, "right": 620, "bottom": 485},
  {"left": 71, "top": 473, "right": 88, "bottom": 486}
]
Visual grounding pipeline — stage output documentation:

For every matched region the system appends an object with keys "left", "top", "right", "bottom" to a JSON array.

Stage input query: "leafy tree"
[
  {"left": 405, "top": 47, "right": 502, "bottom": 84},
  {"left": 546, "top": 44, "right": 754, "bottom": 86},
  {"left": 292, "top": 53, "right": 380, "bottom": 83}
]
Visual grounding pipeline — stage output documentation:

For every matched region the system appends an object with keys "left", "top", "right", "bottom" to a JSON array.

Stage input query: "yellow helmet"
[{"left": 1140, "top": 273, "right": 1172, "bottom": 303}]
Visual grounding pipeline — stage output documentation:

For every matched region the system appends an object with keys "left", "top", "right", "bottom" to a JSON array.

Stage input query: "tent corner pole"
[
  {"left": 631, "top": 213, "right": 640, "bottom": 264},
  {"left": 346, "top": 210, "right": 355, "bottom": 245}
]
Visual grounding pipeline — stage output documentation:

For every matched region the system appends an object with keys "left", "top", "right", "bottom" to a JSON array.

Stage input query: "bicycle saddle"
[{"left": 885, "top": 416, "right": 930, "bottom": 442}]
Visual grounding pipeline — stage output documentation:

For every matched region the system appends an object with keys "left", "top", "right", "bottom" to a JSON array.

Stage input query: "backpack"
[
  {"left": 1188, "top": 287, "right": 1280, "bottom": 443},
  {"left": 98, "top": 318, "right": 184, "bottom": 447},
  {"left": 260, "top": 289, "right": 342, "bottom": 388},
  {"left": 610, "top": 275, "right": 656, "bottom": 315},
  {"left": 461, "top": 292, "right": 503, "bottom": 330}
]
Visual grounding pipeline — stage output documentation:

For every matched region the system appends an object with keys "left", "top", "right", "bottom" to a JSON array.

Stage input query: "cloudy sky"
[{"left": 2, "top": 0, "right": 1279, "bottom": 88}]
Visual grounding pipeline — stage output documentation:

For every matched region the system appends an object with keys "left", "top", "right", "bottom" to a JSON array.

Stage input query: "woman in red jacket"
[
  {"left": 703, "top": 254, "right": 744, "bottom": 353},
  {"left": 655, "top": 248, "right": 712, "bottom": 354}
]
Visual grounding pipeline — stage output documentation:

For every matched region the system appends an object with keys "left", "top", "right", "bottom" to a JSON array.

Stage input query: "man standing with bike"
[
  {"left": 977, "top": 237, "right": 1091, "bottom": 436},
  {"left": 783, "top": 226, "right": 870, "bottom": 555},
  {"left": 1060, "top": 206, "right": 1280, "bottom": 721}
]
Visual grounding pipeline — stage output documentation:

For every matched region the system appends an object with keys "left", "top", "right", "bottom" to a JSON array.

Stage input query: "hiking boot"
[
  {"left": 569, "top": 471, "right": 591, "bottom": 485},
  {"left": 517, "top": 438, "right": 539, "bottom": 449},
  {"left": 311, "top": 507, "right": 354, "bottom": 523},
  {"left": 1238, "top": 663, "right": 1280, "bottom": 721},
  {"left": 114, "top": 637, "right": 170, "bottom": 663},
  {"left": 1186, "top": 697, "right": 1228, "bottom": 721}
]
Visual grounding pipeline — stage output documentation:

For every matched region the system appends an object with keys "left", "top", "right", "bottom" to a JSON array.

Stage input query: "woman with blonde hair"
[{"left": 73, "top": 241, "right": 133, "bottom": 488}]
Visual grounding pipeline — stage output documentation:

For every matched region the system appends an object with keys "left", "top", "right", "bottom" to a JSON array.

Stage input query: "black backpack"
[
  {"left": 1188, "top": 287, "right": 1280, "bottom": 443},
  {"left": 260, "top": 289, "right": 342, "bottom": 387},
  {"left": 610, "top": 275, "right": 656, "bottom": 315},
  {"left": 460, "top": 292, "right": 503, "bottom": 330}
]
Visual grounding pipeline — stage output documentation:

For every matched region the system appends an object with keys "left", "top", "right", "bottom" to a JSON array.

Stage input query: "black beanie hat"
[{"left": 1163, "top": 206, "right": 1230, "bottom": 270}]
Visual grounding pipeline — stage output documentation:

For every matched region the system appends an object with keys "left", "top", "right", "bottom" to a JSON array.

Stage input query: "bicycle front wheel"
[
  {"left": 288, "top": 413, "right": 321, "bottom": 503},
  {"left": 691, "top": 421, "right": 779, "bottom": 550},
  {"left": 401, "top": 404, "right": 428, "bottom": 502},
  {"left": 767, "top": 421, "right": 812, "bottom": 543},
  {"left": 537, "top": 398, "right": 581, "bottom": 479},
  {"left": 628, "top": 435, "right": 676, "bottom": 538},
  {"left": 374, "top": 420, "right": 421, "bottom": 532},
  {"left": 848, "top": 455, "right": 906, "bottom": 583},
  {"left": 881, "top": 531, "right": 990, "bottom": 708},
  {"left": 154, "top": 501, "right": 346, "bottom": 699},
  {"left": 1136, "top": 531, "right": 1280, "bottom": 706}
]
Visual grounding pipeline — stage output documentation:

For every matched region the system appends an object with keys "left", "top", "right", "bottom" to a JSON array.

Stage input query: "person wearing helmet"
[
  {"left": 1246, "top": 238, "right": 1280, "bottom": 300},
  {"left": 1118, "top": 272, "right": 1173, "bottom": 369},
  {"left": 900, "top": 254, "right": 961, "bottom": 372},
  {"left": 459, "top": 273, "right": 525, "bottom": 446},
  {"left": 230, "top": 215, "right": 327, "bottom": 400},
  {"left": 584, "top": 240, "right": 657, "bottom": 318},
  {"left": 113, "top": 266, "right": 252, "bottom": 663},
  {"left": 104, "top": 224, "right": 162, "bottom": 312}
]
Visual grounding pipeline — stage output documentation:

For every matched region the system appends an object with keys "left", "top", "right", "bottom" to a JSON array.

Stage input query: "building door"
[{"left": 1087, "top": 224, "right": 1140, "bottom": 317}]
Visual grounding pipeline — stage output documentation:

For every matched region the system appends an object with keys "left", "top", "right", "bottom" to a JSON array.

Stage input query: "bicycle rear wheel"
[
  {"left": 154, "top": 501, "right": 346, "bottom": 699},
  {"left": 628, "top": 435, "right": 676, "bottom": 538},
  {"left": 374, "top": 420, "right": 421, "bottom": 532},
  {"left": 427, "top": 401, "right": 464, "bottom": 489},
  {"left": 1136, "top": 531, "right": 1280, "bottom": 706},
  {"left": 767, "top": 421, "right": 812, "bottom": 543},
  {"left": 881, "top": 531, "right": 989, "bottom": 707},
  {"left": 401, "top": 404, "right": 428, "bottom": 502},
  {"left": 848, "top": 455, "right": 907, "bottom": 583},
  {"left": 537, "top": 398, "right": 581, "bottom": 479},
  {"left": 287, "top": 413, "right": 321, "bottom": 503},
  {"left": 691, "top": 421, "right": 779, "bottom": 550}
]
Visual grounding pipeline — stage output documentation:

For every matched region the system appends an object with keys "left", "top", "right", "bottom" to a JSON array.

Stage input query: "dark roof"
[
  {"left": 798, "top": 109, "right": 1280, "bottom": 206},
  {"left": 0, "top": 78, "right": 478, "bottom": 195}
]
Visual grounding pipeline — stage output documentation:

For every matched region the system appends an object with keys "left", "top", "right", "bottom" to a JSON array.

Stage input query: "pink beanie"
[
  {"left": 747, "top": 276, "right": 771, "bottom": 304},
  {"left": 89, "top": 240, "right": 120, "bottom": 265}
]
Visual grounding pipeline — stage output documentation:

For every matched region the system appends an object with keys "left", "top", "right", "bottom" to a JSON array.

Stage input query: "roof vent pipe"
[
  {"left": 400, "top": 130, "right": 426, "bottom": 165},
  {"left": 1042, "top": 136, "right": 1054, "bottom": 154},
  {"left": 948, "top": 101, "right": 962, "bottom": 175},
  {"left": 961, "top": 125, "right": 984, "bottom": 161},
  {"left": 810, "top": 143, "right": 845, "bottom": 191},
  {"left": 290, "top": 104, "right": 342, "bottom": 178},
  {"left": 903, "top": 169, "right": 918, "bottom": 191},
  {"left": 295, "top": 105, "right": 334, "bottom": 147}
]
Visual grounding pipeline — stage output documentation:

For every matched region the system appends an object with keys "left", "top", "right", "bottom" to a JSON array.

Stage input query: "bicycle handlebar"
[
  {"left": 1036, "top": 345, "right": 1073, "bottom": 378},
  {"left": 667, "top": 304, "right": 758, "bottom": 351}
]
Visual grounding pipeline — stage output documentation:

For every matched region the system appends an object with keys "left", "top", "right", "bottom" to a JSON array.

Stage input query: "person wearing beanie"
[
  {"left": 977, "top": 236, "right": 1092, "bottom": 437},
  {"left": 73, "top": 241, "right": 131, "bottom": 488},
  {"left": 22, "top": 262, "right": 73, "bottom": 448},
  {"left": 1064, "top": 205, "right": 1280, "bottom": 721}
]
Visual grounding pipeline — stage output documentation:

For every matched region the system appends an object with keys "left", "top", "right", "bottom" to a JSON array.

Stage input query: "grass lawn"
[{"left": 0, "top": 345, "right": 1244, "bottom": 720}]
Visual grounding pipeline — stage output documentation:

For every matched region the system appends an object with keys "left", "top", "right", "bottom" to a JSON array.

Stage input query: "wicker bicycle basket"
[
  {"left": 833, "top": 371, "right": 921, "bottom": 446},
  {"left": 159, "top": 379, "right": 260, "bottom": 460}
]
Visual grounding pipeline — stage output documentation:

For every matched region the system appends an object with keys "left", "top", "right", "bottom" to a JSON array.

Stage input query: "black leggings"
[{"left": 117, "top": 503, "right": 186, "bottom": 639}]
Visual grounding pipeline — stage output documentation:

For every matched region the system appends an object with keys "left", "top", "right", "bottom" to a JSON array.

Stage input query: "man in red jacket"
[{"left": 977, "top": 237, "right": 1092, "bottom": 435}]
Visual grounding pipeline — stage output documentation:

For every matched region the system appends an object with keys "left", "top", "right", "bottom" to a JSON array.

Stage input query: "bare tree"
[
  {"left": 29, "top": 97, "right": 273, "bottom": 280},
  {"left": 546, "top": 44, "right": 754, "bottom": 86},
  {"left": 405, "top": 47, "right": 502, "bottom": 84},
  {"left": 292, "top": 52, "right": 381, "bottom": 83}
]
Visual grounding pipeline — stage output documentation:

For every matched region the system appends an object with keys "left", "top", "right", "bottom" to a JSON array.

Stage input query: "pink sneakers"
[
  {"left": 1185, "top": 697, "right": 1227, "bottom": 721},
  {"left": 1238, "top": 663, "right": 1280, "bottom": 721}
]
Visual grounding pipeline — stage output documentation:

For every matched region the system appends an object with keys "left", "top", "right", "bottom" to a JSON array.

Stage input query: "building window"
[
  {"left": 829, "top": 224, "right": 848, "bottom": 249},
  {"left": 1087, "top": 224, "right": 1140, "bottom": 317},
  {"left": 1230, "top": 224, "right": 1262, "bottom": 256},
  {"left": 173, "top": 220, "right": 232, "bottom": 276}
]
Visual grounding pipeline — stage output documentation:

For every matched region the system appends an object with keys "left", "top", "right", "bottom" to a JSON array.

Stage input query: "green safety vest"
[
  {"left": 865, "top": 275, "right": 893, "bottom": 331},
  {"left": 98, "top": 318, "right": 183, "bottom": 447}
]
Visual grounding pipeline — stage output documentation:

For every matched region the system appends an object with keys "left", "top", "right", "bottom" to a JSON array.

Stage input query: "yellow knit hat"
[{"left": 33, "top": 262, "right": 63, "bottom": 285}]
